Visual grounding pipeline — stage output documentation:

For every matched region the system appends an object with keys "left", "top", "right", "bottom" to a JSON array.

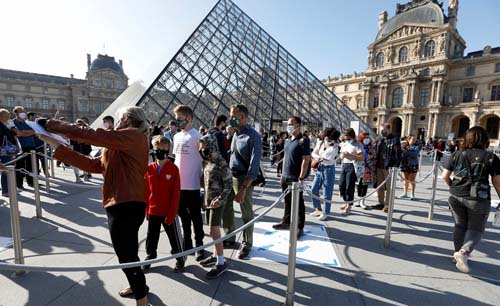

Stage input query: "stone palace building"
[
  {"left": 0, "top": 54, "right": 128, "bottom": 123},
  {"left": 324, "top": 0, "right": 500, "bottom": 146}
]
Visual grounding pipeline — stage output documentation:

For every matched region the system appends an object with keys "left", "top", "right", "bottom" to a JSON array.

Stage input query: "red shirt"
[{"left": 144, "top": 161, "right": 180, "bottom": 224}]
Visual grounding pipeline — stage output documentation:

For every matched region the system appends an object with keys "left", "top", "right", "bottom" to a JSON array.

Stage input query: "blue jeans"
[
  {"left": 0, "top": 155, "right": 14, "bottom": 194},
  {"left": 311, "top": 164, "right": 335, "bottom": 214}
]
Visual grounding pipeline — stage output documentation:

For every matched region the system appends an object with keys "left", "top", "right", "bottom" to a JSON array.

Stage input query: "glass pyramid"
[{"left": 136, "top": 0, "right": 373, "bottom": 136}]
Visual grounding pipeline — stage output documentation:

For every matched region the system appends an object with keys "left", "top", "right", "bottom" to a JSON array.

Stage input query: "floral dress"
[{"left": 362, "top": 143, "right": 377, "bottom": 185}]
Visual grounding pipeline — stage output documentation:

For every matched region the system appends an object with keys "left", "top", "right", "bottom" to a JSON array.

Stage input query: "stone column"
[
  {"left": 407, "top": 113, "right": 414, "bottom": 135},
  {"left": 427, "top": 113, "right": 433, "bottom": 139},
  {"left": 470, "top": 112, "right": 477, "bottom": 126},
  {"left": 435, "top": 80, "right": 443, "bottom": 105},
  {"left": 363, "top": 88, "right": 370, "bottom": 108},
  {"left": 432, "top": 113, "right": 439, "bottom": 138},
  {"left": 379, "top": 86, "right": 387, "bottom": 107},
  {"left": 411, "top": 82, "right": 417, "bottom": 106}
]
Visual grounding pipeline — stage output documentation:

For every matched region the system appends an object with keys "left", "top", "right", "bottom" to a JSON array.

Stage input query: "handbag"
[
  {"left": 311, "top": 140, "right": 324, "bottom": 170},
  {"left": 357, "top": 178, "right": 368, "bottom": 197},
  {"left": 0, "top": 136, "right": 20, "bottom": 157}
]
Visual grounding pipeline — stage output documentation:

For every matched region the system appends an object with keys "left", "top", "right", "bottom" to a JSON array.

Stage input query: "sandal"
[
  {"left": 341, "top": 206, "right": 352, "bottom": 216},
  {"left": 340, "top": 204, "right": 348, "bottom": 210},
  {"left": 119, "top": 285, "right": 149, "bottom": 298}
]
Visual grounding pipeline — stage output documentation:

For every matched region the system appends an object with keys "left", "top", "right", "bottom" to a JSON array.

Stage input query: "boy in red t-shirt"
[{"left": 143, "top": 135, "right": 185, "bottom": 272}]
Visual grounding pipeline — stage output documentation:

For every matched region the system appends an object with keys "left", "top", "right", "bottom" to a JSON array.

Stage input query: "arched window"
[
  {"left": 458, "top": 117, "right": 470, "bottom": 138},
  {"left": 399, "top": 47, "right": 408, "bottom": 63},
  {"left": 392, "top": 87, "right": 404, "bottom": 107},
  {"left": 376, "top": 52, "right": 384, "bottom": 67},
  {"left": 424, "top": 40, "right": 435, "bottom": 57},
  {"left": 486, "top": 116, "right": 499, "bottom": 139}
]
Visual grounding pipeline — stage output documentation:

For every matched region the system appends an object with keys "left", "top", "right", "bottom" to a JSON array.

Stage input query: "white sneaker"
[
  {"left": 309, "top": 209, "right": 323, "bottom": 217},
  {"left": 318, "top": 213, "right": 328, "bottom": 221},
  {"left": 453, "top": 251, "right": 470, "bottom": 273}
]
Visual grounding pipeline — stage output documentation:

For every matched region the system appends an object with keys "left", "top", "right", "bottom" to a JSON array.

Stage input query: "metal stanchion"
[
  {"left": 42, "top": 147, "right": 50, "bottom": 192},
  {"left": 384, "top": 168, "right": 398, "bottom": 248},
  {"left": 6, "top": 166, "right": 25, "bottom": 276},
  {"left": 285, "top": 182, "right": 300, "bottom": 306},
  {"left": 45, "top": 143, "right": 55, "bottom": 178},
  {"left": 418, "top": 152, "right": 423, "bottom": 178},
  {"left": 50, "top": 148, "right": 55, "bottom": 178},
  {"left": 428, "top": 155, "right": 439, "bottom": 220},
  {"left": 30, "top": 150, "right": 42, "bottom": 218}
]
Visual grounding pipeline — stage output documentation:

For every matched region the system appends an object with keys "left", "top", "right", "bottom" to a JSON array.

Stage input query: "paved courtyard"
[{"left": 0, "top": 158, "right": 499, "bottom": 306}]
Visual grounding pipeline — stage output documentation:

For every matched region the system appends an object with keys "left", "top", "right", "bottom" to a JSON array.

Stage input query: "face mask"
[
  {"left": 345, "top": 139, "right": 353, "bottom": 144},
  {"left": 176, "top": 119, "right": 188, "bottom": 130},
  {"left": 103, "top": 122, "right": 111, "bottom": 129},
  {"left": 363, "top": 138, "right": 371, "bottom": 145},
  {"left": 229, "top": 118, "right": 240, "bottom": 128},
  {"left": 286, "top": 125, "right": 295, "bottom": 134},
  {"left": 199, "top": 149, "right": 210, "bottom": 160},
  {"left": 326, "top": 140, "right": 334, "bottom": 146},
  {"left": 19, "top": 112, "right": 26, "bottom": 119},
  {"left": 154, "top": 149, "right": 168, "bottom": 161},
  {"left": 169, "top": 125, "right": 176, "bottom": 132}
]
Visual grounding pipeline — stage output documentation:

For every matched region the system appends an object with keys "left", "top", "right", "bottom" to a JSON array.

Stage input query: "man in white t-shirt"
[{"left": 173, "top": 105, "right": 206, "bottom": 261}]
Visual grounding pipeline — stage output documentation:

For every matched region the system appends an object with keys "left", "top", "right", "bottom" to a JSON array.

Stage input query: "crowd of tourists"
[{"left": 1, "top": 102, "right": 499, "bottom": 305}]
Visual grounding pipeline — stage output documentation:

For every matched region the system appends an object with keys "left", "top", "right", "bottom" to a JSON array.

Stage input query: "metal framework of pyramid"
[{"left": 136, "top": 0, "right": 373, "bottom": 135}]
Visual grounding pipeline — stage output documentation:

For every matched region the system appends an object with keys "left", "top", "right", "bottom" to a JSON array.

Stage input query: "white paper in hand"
[{"left": 26, "top": 121, "right": 70, "bottom": 145}]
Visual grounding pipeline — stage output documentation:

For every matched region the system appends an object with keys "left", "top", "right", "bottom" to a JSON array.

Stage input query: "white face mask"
[
  {"left": 18, "top": 112, "right": 26, "bottom": 119},
  {"left": 286, "top": 125, "right": 295, "bottom": 134},
  {"left": 346, "top": 139, "right": 353, "bottom": 144},
  {"left": 363, "top": 138, "right": 371, "bottom": 145},
  {"left": 103, "top": 122, "right": 111, "bottom": 129}
]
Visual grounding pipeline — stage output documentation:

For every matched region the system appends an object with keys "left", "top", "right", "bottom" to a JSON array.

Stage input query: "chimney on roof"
[
  {"left": 70, "top": 74, "right": 74, "bottom": 78},
  {"left": 378, "top": 11, "right": 388, "bottom": 31},
  {"left": 119, "top": 59, "right": 123, "bottom": 69},
  {"left": 87, "top": 54, "right": 91, "bottom": 72},
  {"left": 448, "top": 0, "right": 459, "bottom": 29}
]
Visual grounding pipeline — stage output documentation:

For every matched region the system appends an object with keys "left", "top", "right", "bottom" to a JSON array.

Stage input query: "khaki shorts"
[{"left": 206, "top": 200, "right": 226, "bottom": 227}]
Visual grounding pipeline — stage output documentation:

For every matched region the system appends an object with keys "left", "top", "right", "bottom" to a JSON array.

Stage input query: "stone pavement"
[{"left": 0, "top": 158, "right": 499, "bottom": 306}]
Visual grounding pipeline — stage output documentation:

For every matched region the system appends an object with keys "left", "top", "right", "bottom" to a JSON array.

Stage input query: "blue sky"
[{"left": 0, "top": 0, "right": 498, "bottom": 82}]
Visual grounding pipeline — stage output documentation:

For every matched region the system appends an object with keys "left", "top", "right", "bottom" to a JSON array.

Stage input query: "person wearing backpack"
[
  {"left": 272, "top": 116, "right": 311, "bottom": 238},
  {"left": 441, "top": 126, "right": 500, "bottom": 273},
  {"left": 372, "top": 123, "right": 402, "bottom": 212}
]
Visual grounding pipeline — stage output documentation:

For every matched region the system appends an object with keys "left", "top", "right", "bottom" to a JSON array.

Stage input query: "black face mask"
[
  {"left": 154, "top": 149, "right": 168, "bottom": 160},
  {"left": 199, "top": 149, "right": 210, "bottom": 160},
  {"left": 176, "top": 119, "right": 188, "bottom": 130}
]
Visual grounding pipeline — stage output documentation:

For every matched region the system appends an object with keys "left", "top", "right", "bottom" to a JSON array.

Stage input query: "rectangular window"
[
  {"left": 419, "top": 88, "right": 430, "bottom": 106},
  {"left": 42, "top": 99, "right": 49, "bottom": 109},
  {"left": 463, "top": 87, "right": 474, "bottom": 102},
  {"left": 79, "top": 100, "right": 89, "bottom": 112},
  {"left": 495, "top": 63, "right": 500, "bottom": 73},
  {"left": 373, "top": 95, "right": 379, "bottom": 108},
  {"left": 491, "top": 85, "right": 500, "bottom": 101},
  {"left": 58, "top": 100, "right": 65, "bottom": 110},
  {"left": 24, "top": 97, "right": 32, "bottom": 108},
  {"left": 6, "top": 96, "right": 14, "bottom": 107},
  {"left": 344, "top": 84, "right": 349, "bottom": 92},
  {"left": 81, "top": 90, "right": 86, "bottom": 96},
  {"left": 358, "top": 83, "right": 362, "bottom": 90},
  {"left": 466, "top": 66, "right": 475, "bottom": 77}
]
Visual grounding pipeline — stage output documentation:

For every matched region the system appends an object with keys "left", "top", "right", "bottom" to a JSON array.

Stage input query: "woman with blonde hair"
[{"left": 37, "top": 106, "right": 151, "bottom": 306}]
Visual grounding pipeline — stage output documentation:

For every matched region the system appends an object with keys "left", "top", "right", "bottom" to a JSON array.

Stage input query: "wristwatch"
[{"left": 299, "top": 177, "right": 304, "bottom": 181}]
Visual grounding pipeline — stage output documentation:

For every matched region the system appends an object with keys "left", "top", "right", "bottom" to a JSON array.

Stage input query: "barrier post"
[
  {"left": 41, "top": 147, "right": 50, "bottom": 192},
  {"left": 48, "top": 144, "right": 56, "bottom": 178},
  {"left": 428, "top": 155, "right": 439, "bottom": 220},
  {"left": 285, "top": 182, "right": 300, "bottom": 306},
  {"left": 6, "top": 166, "right": 25, "bottom": 276},
  {"left": 30, "top": 150, "right": 42, "bottom": 218},
  {"left": 418, "top": 151, "right": 423, "bottom": 178},
  {"left": 384, "top": 168, "right": 398, "bottom": 248}
]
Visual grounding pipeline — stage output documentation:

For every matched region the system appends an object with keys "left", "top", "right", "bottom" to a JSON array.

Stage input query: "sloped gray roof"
[{"left": 376, "top": 1, "right": 445, "bottom": 41}]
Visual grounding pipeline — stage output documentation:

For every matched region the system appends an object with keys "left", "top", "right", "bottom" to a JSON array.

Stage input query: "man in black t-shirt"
[{"left": 272, "top": 116, "right": 310, "bottom": 238}]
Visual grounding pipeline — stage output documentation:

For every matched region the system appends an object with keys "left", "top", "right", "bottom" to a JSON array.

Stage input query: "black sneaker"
[
  {"left": 199, "top": 255, "right": 217, "bottom": 267},
  {"left": 173, "top": 259, "right": 185, "bottom": 272},
  {"left": 196, "top": 249, "right": 207, "bottom": 261},
  {"left": 141, "top": 255, "right": 156, "bottom": 271},
  {"left": 206, "top": 262, "right": 228, "bottom": 279},
  {"left": 223, "top": 240, "right": 236, "bottom": 247}
]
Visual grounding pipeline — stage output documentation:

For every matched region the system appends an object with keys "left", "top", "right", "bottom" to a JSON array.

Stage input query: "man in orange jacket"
[{"left": 143, "top": 135, "right": 185, "bottom": 272}]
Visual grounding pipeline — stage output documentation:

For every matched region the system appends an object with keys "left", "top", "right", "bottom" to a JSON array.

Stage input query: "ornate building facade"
[
  {"left": 0, "top": 54, "right": 128, "bottom": 123},
  {"left": 324, "top": 0, "right": 500, "bottom": 146}
]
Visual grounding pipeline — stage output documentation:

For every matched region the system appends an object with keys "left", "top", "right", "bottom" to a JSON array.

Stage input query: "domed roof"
[
  {"left": 375, "top": 0, "right": 446, "bottom": 41},
  {"left": 89, "top": 54, "right": 124, "bottom": 74}
]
